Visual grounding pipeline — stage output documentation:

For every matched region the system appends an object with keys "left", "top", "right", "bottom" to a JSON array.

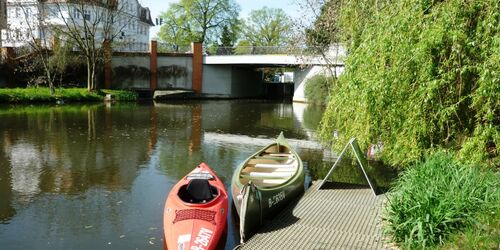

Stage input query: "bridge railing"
[
  {"left": 157, "top": 42, "right": 192, "bottom": 53},
  {"left": 207, "top": 46, "right": 294, "bottom": 55},
  {"left": 204, "top": 45, "right": 345, "bottom": 57}
]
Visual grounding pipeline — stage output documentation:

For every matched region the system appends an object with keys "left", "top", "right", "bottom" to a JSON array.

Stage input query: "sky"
[{"left": 138, "top": 0, "right": 306, "bottom": 40}]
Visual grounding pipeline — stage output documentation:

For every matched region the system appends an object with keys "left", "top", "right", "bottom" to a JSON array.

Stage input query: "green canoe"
[{"left": 231, "top": 132, "right": 305, "bottom": 242}]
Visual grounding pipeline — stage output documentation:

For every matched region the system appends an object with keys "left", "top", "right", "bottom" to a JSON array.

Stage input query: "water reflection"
[{"left": 0, "top": 100, "right": 393, "bottom": 249}]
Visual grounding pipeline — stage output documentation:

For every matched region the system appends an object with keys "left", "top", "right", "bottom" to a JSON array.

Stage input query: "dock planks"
[{"left": 240, "top": 181, "right": 391, "bottom": 250}]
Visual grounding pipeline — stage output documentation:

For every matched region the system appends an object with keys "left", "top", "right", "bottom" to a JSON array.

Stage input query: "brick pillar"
[
  {"left": 191, "top": 42, "right": 203, "bottom": 94},
  {"left": 150, "top": 40, "right": 158, "bottom": 91},
  {"left": 103, "top": 39, "right": 112, "bottom": 89}
]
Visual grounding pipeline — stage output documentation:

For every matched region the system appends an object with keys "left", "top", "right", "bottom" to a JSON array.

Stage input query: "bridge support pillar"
[{"left": 192, "top": 42, "right": 203, "bottom": 94}]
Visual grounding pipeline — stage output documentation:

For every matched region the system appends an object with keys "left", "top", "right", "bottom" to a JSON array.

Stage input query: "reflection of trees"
[
  {"left": 155, "top": 103, "right": 205, "bottom": 179},
  {"left": 0, "top": 133, "right": 16, "bottom": 223},
  {"left": 0, "top": 104, "right": 151, "bottom": 200},
  {"left": 304, "top": 149, "right": 397, "bottom": 190},
  {"left": 201, "top": 100, "right": 309, "bottom": 139},
  {"left": 302, "top": 105, "right": 324, "bottom": 131}
]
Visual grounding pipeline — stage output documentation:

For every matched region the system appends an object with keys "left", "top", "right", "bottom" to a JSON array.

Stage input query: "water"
[
  {"left": 0, "top": 100, "right": 396, "bottom": 249},
  {"left": 0, "top": 101, "right": 319, "bottom": 249}
]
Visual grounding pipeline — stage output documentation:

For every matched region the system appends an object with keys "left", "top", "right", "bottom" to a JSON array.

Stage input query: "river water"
[{"left": 0, "top": 100, "right": 394, "bottom": 249}]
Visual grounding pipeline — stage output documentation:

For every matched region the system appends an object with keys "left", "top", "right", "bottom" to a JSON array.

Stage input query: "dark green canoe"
[{"left": 231, "top": 132, "right": 305, "bottom": 242}]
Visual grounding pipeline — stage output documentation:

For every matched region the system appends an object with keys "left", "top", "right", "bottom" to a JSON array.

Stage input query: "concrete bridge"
[
  {"left": 201, "top": 46, "right": 345, "bottom": 102},
  {"left": 107, "top": 42, "right": 346, "bottom": 102}
]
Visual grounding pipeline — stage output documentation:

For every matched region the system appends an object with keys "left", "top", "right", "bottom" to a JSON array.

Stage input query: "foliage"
[
  {"left": 304, "top": 74, "right": 335, "bottom": 105},
  {"left": 220, "top": 25, "right": 238, "bottom": 47},
  {"left": 443, "top": 204, "right": 500, "bottom": 249},
  {"left": 384, "top": 152, "right": 499, "bottom": 249},
  {"left": 234, "top": 40, "right": 252, "bottom": 54},
  {"left": 158, "top": 0, "right": 240, "bottom": 45},
  {"left": 101, "top": 89, "right": 138, "bottom": 101},
  {"left": 318, "top": 0, "right": 500, "bottom": 167},
  {"left": 305, "top": 0, "right": 341, "bottom": 49},
  {"left": 242, "top": 7, "right": 292, "bottom": 46},
  {"left": 0, "top": 88, "right": 137, "bottom": 103}
]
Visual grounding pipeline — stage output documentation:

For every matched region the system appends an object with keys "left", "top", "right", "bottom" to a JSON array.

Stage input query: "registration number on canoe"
[
  {"left": 191, "top": 227, "right": 213, "bottom": 250},
  {"left": 268, "top": 191, "right": 286, "bottom": 208}
]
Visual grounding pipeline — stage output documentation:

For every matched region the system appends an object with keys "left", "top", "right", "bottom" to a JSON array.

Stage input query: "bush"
[
  {"left": 102, "top": 89, "right": 138, "bottom": 101},
  {"left": 304, "top": 74, "right": 334, "bottom": 105},
  {"left": 384, "top": 152, "right": 499, "bottom": 249},
  {"left": 318, "top": 0, "right": 500, "bottom": 167}
]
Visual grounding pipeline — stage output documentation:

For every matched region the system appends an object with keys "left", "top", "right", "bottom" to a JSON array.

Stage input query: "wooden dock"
[{"left": 240, "top": 181, "right": 391, "bottom": 250}]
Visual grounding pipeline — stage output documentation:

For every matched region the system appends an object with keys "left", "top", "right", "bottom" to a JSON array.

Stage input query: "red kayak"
[{"left": 163, "top": 163, "right": 228, "bottom": 250}]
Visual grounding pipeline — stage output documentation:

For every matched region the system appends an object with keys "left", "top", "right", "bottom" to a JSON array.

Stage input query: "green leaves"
[
  {"left": 384, "top": 152, "right": 499, "bottom": 248},
  {"left": 241, "top": 7, "right": 292, "bottom": 47},
  {"left": 318, "top": 0, "right": 499, "bottom": 167},
  {"left": 157, "top": 0, "right": 240, "bottom": 45}
]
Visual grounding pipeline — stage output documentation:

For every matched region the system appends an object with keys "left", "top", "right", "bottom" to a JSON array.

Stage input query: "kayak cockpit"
[{"left": 178, "top": 178, "right": 219, "bottom": 204}]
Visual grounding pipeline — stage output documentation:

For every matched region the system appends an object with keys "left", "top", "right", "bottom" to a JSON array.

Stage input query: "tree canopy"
[
  {"left": 158, "top": 0, "right": 240, "bottom": 45},
  {"left": 241, "top": 7, "right": 292, "bottom": 46}
]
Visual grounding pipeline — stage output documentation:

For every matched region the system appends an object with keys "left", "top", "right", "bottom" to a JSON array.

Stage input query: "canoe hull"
[
  {"left": 164, "top": 163, "right": 228, "bottom": 250},
  {"left": 231, "top": 132, "right": 305, "bottom": 241}
]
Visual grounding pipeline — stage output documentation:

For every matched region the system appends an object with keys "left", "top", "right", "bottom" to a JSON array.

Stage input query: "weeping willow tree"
[{"left": 315, "top": 0, "right": 499, "bottom": 167}]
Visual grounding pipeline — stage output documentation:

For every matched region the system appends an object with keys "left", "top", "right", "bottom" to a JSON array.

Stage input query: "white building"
[
  {"left": 0, "top": 0, "right": 6, "bottom": 47},
  {"left": 1, "top": 0, "right": 154, "bottom": 52}
]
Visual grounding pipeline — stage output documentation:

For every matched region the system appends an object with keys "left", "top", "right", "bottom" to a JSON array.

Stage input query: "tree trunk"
[{"left": 87, "top": 59, "right": 92, "bottom": 91}]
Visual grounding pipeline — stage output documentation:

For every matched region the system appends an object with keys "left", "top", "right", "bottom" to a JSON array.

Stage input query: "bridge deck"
[{"left": 239, "top": 181, "right": 391, "bottom": 250}]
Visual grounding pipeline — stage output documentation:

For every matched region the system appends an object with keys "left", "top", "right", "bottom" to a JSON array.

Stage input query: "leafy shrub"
[
  {"left": 318, "top": 0, "right": 499, "bottom": 167},
  {"left": 304, "top": 74, "right": 334, "bottom": 105},
  {"left": 102, "top": 89, "right": 138, "bottom": 101},
  {"left": 384, "top": 152, "right": 499, "bottom": 249}
]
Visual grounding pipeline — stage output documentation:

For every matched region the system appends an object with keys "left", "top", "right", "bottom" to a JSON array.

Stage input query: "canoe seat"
[
  {"left": 251, "top": 179, "right": 287, "bottom": 187},
  {"left": 241, "top": 172, "right": 293, "bottom": 179},
  {"left": 254, "top": 155, "right": 292, "bottom": 160},
  {"left": 254, "top": 162, "right": 295, "bottom": 168}
]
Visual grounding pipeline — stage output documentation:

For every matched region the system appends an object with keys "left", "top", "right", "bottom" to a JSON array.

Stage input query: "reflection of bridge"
[{"left": 201, "top": 45, "right": 345, "bottom": 102}]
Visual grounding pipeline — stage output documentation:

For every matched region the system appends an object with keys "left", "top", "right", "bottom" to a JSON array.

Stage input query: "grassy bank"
[
  {"left": 0, "top": 88, "right": 138, "bottom": 103},
  {"left": 384, "top": 152, "right": 499, "bottom": 249}
]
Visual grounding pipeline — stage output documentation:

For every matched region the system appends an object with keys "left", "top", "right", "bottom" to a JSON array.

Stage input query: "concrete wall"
[
  {"left": 111, "top": 54, "right": 150, "bottom": 89},
  {"left": 110, "top": 53, "right": 193, "bottom": 90},
  {"left": 202, "top": 65, "right": 232, "bottom": 97},
  {"left": 202, "top": 65, "right": 263, "bottom": 98},
  {"left": 157, "top": 56, "right": 192, "bottom": 90},
  {"left": 293, "top": 65, "right": 344, "bottom": 102}
]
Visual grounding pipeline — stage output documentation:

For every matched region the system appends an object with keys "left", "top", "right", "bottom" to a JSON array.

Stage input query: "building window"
[
  {"left": 83, "top": 10, "right": 90, "bottom": 20},
  {"left": 73, "top": 8, "right": 80, "bottom": 19}
]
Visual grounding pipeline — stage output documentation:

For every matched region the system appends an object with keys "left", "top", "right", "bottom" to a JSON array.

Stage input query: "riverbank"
[{"left": 0, "top": 88, "right": 138, "bottom": 103}]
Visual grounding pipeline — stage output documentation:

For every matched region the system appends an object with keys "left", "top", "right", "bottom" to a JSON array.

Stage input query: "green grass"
[
  {"left": 384, "top": 152, "right": 499, "bottom": 249},
  {"left": 0, "top": 88, "right": 138, "bottom": 103},
  {"left": 101, "top": 89, "right": 138, "bottom": 101}
]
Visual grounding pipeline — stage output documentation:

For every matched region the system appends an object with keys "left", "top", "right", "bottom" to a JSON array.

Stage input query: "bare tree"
[
  {"left": 7, "top": 0, "right": 59, "bottom": 94},
  {"left": 46, "top": 0, "right": 127, "bottom": 91}
]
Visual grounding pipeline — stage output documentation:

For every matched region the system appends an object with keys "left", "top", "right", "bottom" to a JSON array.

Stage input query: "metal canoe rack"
[{"left": 318, "top": 138, "right": 378, "bottom": 196}]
